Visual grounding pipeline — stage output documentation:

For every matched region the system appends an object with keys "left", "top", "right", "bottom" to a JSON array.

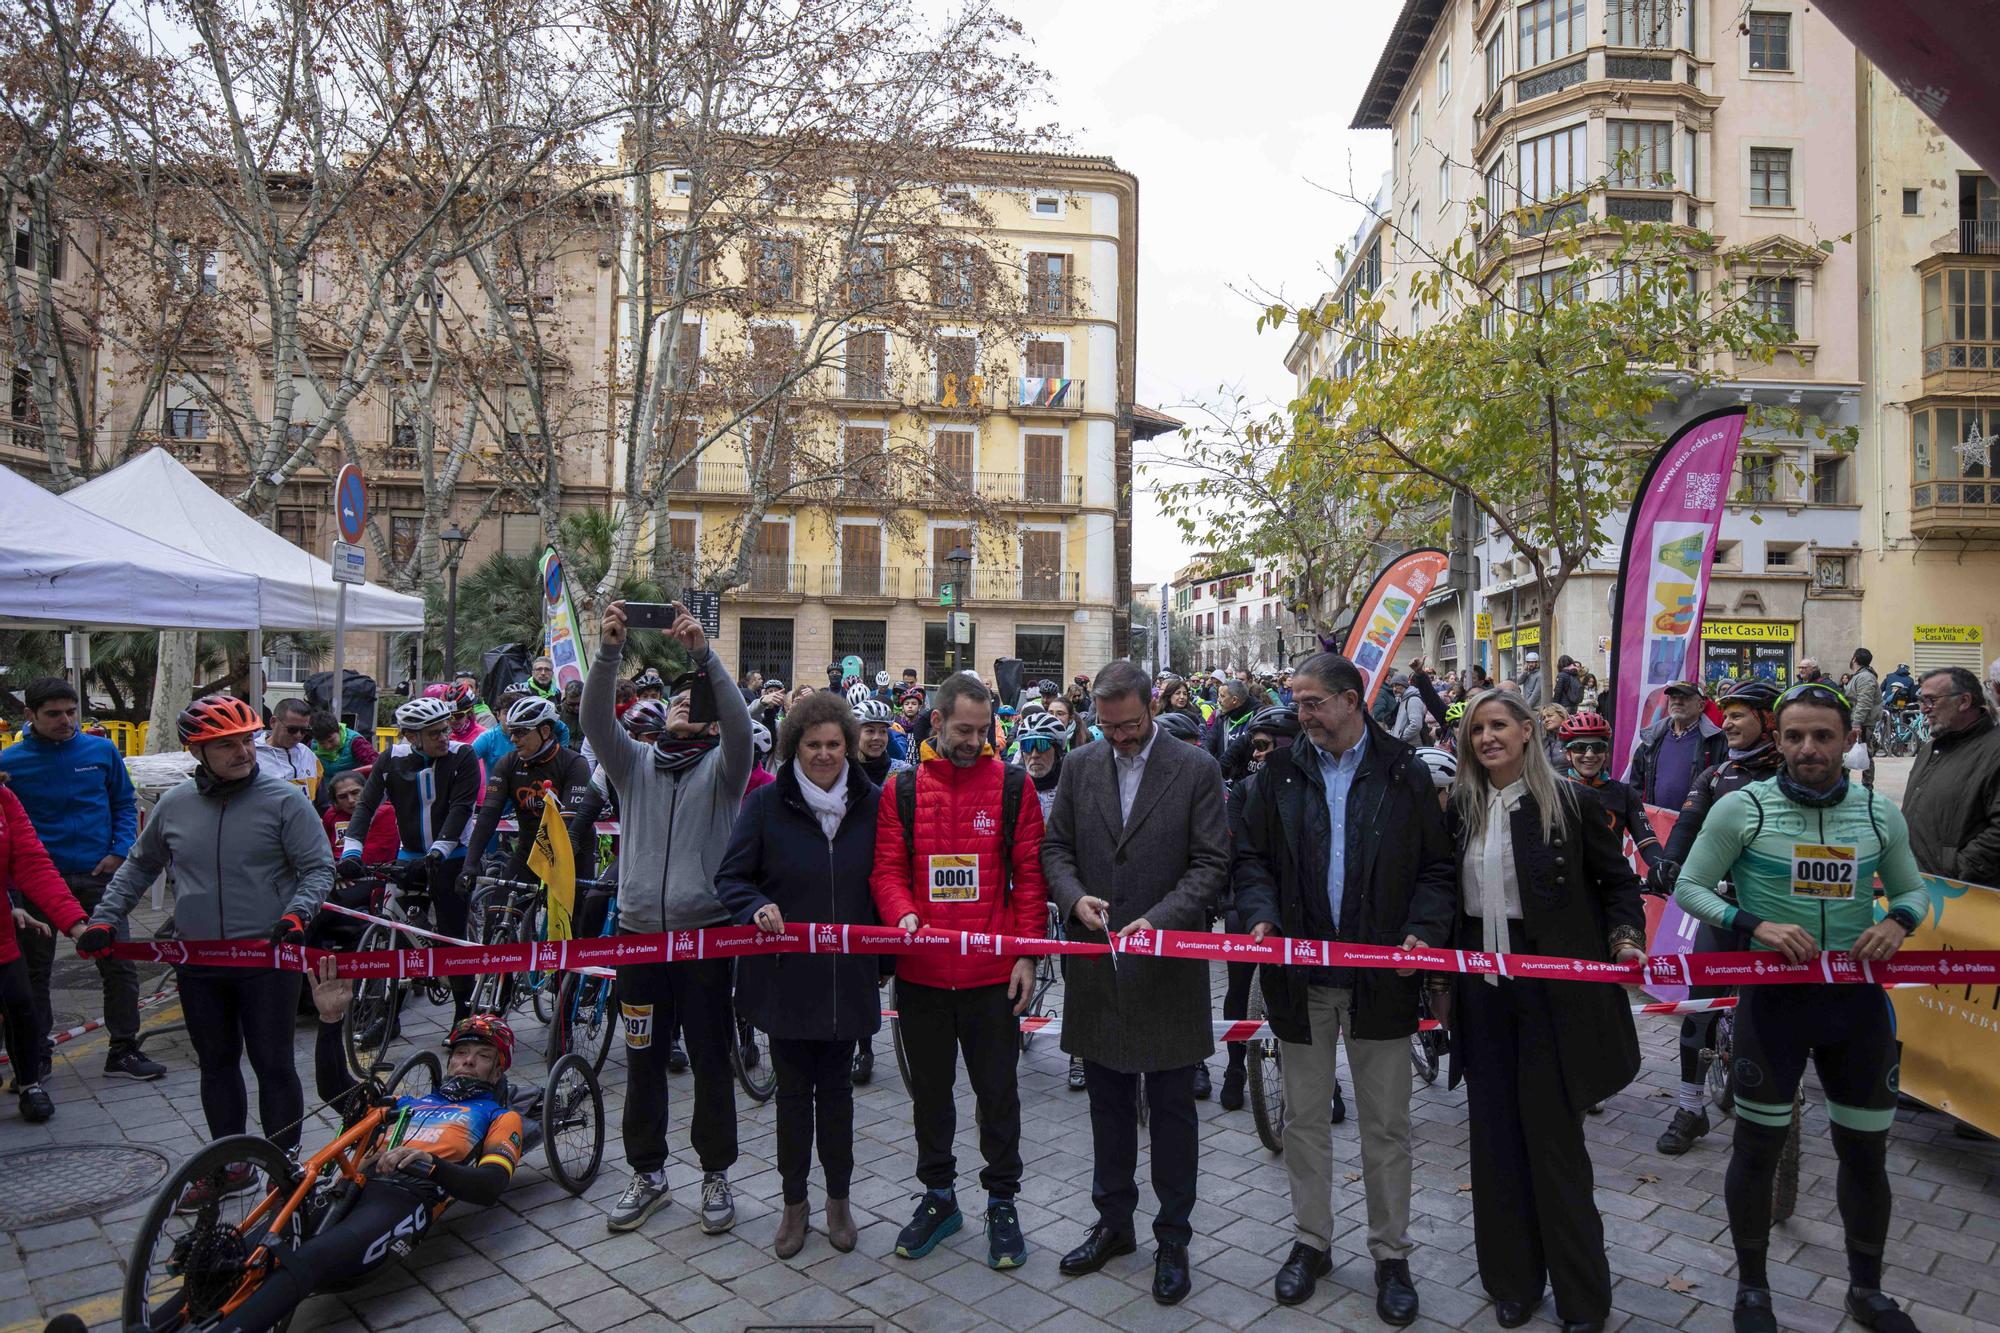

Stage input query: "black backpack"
[{"left": 894, "top": 764, "right": 1028, "bottom": 901}]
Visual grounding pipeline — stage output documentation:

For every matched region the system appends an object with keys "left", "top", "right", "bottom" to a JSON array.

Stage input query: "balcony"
[
  {"left": 925, "top": 375, "right": 1087, "bottom": 415},
  {"left": 1910, "top": 481, "right": 2000, "bottom": 536},
  {"left": 824, "top": 369, "right": 901, "bottom": 406},
  {"left": 974, "top": 471, "right": 1083, "bottom": 506},
  {"left": 4, "top": 422, "right": 81, "bottom": 469},
  {"left": 914, "top": 565, "right": 1081, "bottom": 603},
  {"left": 818, "top": 564, "right": 901, "bottom": 599},
  {"left": 1962, "top": 219, "right": 2000, "bottom": 256},
  {"left": 664, "top": 459, "right": 748, "bottom": 494},
  {"left": 741, "top": 558, "right": 806, "bottom": 596}
]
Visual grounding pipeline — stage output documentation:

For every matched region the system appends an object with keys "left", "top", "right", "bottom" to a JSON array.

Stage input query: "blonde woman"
[{"left": 1444, "top": 689, "right": 1645, "bottom": 1333}]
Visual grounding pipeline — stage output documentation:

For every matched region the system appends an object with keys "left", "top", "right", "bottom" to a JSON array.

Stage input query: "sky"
[{"left": 1002, "top": 0, "right": 1399, "bottom": 587}]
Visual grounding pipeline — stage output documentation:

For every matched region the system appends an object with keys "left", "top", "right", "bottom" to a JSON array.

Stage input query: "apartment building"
[
  {"left": 1173, "top": 555, "right": 1295, "bottom": 675},
  {"left": 1855, "top": 71, "right": 2000, "bottom": 677},
  {"left": 1343, "top": 0, "right": 1866, "bottom": 688},
  {"left": 615, "top": 150, "right": 1146, "bottom": 688}
]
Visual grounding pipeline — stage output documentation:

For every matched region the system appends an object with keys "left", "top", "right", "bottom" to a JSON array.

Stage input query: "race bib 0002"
[
  {"left": 928, "top": 854, "right": 980, "bottom": 902},
  {"left": 1791, "top": 843, "right": 1857, "bottom": 899}
]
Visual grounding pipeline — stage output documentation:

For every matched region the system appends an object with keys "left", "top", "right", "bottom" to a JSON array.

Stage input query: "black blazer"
[
  {"left": 1446, "top": 784, "right": 1645, "bottom": 1112},
  {"left": 714, "top": 761, "right": 883, "bottom": 1043}
]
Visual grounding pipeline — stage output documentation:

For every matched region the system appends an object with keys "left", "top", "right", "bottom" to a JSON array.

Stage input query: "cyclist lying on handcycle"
[{"left": 205, "top": 1013, "right": 524, "bottom": 1333}]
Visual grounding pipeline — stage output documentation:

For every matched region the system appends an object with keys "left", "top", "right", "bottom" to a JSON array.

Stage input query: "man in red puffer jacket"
[
  {"left": 872, "top": 671, "right": 1047, "bottom": 1272},
  {"left": 0, "top": 782, "right": 90, "bottom": 1123}
]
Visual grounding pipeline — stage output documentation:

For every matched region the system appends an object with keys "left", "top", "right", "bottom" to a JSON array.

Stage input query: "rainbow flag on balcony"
[{"left": 1019, "top": 377, "right": 1076, "bottom": 407}]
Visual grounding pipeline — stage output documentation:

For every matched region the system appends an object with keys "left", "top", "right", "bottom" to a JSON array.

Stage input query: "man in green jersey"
[{"left": 1674, "top": 682, "right": 1929, "bottom": 1333}]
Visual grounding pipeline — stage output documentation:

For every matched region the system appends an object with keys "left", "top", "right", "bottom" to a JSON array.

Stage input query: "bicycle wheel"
[
  {"left": 123, "top": 1135, "right": 301, "bottom": 1332},
  {"left": 466, "top": 881, "right": 518, "bottom": 1014},
  {"left": 731, "top": 1006, "right": 777, "bottom": 1102},
  {"left": 525, "top": 902, "right": 554, "bottom": 1025},
  {"left": 542, "top": 1053, "right": 606, "bottom": 1196},
  {"left": 1771, "top": 1088, "right": 1805, "bottom": 1224},
  {"left": 550, "top": 969, "right": 617, "bottom": 1073},
  {"left": 342, "top": 923, "right": 404, "bottom": 1079},
  {"left": 1245, "top": 973, "right": 1286, "bottom": 1155},
  {"left": 385, "top": 1049, "right": 442, "bottom": 1101},
  {"left": 1019, "top": 952, "right": 1058, "bottom": 1053},
  {"left": 1409, "top": 1029, "right": 1442, "bottom": 1087},
  {"left": 1705, "top": 1012, "right": 1736, "bottom": 1118}
]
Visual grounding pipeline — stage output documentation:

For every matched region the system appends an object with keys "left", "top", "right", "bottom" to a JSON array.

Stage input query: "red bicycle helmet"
[
  {"left": 446, "top": 1013, "right": 515, "bottom": 1071},
  {"left": 177, "top": 694, "right": 263, "bottom": 745},
  {"left": 1559, "top": 711, "right": 1612, "bottom": 743}
]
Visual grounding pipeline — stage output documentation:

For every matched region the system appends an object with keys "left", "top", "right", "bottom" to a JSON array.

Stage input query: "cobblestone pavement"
[{"left": 7, "top": 761, "right": 1997, "bottom": 1333}]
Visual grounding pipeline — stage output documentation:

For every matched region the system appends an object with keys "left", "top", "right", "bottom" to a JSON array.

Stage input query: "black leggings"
[
  {"left": 0, "top": 957, "right": 40, "bottom": 1085},
  {"left": 216, "top": 1181, "right": 436, "bottom": 1333},
  {"left": 176, "top": 966, "right": 305, "bottom": 1151}
]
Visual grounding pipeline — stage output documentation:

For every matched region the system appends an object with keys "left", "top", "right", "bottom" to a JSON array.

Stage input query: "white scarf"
[
  {"left": 798, "top": 762, "right": 850, "bottom": 841},
  {"left": 1476, "top": 779, "right": 1528, "bottom": 985}
]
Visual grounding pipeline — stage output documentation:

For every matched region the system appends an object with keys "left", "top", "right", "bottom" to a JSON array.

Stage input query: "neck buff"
[
  {"left": 1776, "top": 768, "right": 1848, "bottom": 808},
  {"left": 858, "top": 751, "right": 893, "bottom": 785},
  {"left": 1030, "top": 748, "right": 1064, "bottom": 793},
  {"left": 194, "top": 764, "right": 258, "bottom": 799},
  {"left": 651, "top": 735, "right": 717, "bottom": 776},
  {"left": 438, "top": 1075, "right": 497, "bottom": 1102},
  {"left": 1726, "top": 739, "right": 1777, "bottom": 764}
]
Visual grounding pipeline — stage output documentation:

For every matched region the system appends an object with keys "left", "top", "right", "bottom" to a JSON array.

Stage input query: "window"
[
  {"left": 1608, "top": 0, "right": 1673, "bottom": 47},
  {"left": 1517, "top": 0, "right": 1584, "bottom": 70},
  {"left": 1765, "top": 541, "right": 1801, "bottom": 568},
  {"left": 1812, "top": 455, "right": 1847, "bottom": 503},
  {"left": 833, "top": 619, "right": 887, "bottom": 675},
  {"left": 1409, "top": 199, "right": 1421, "bottom": 246},
  {"left": 1748, "top": 275, "right": 1798, "bottom": 334},
  {"left": 389, "top": 515, "right": 421, "bottom": 570},
  {"left": 673, "top": 320, "right": 702, "bottom": 385},
  {"left": 1024, "top": 339, "right": 1064, "bottom": 380},
  {"left": 935, "top": 248, "right": 977, "bottom": 308},
  {"left": 846, "top": 242, "right": 888, "bottom": 306},
  {"left": 932, "top": 525, "right": 971, "bottom": 573},
  {"left": 1903, "top": 188, "right": 1921, "bottom": 216},
  {"left": 839, "top": 525, "right": 883, "bottom": 596},
  {"left": 503, "top": 259, "right": 554, "bottom": 316},
  {"left": 1516, "top": 266, "right": 1577, "bottom": 310},
  {"left": 669, "top": 170, "right": 693, "bottom": 195},
  {"left": 276, "top": 508, "right": 315, "bottom": 551},
  {"left": 1026, "top": 252, "right": 1069, "bottom": 315},
  {"left": 935, "top": 336, "right": 978, "bottom": 405},
  {"left": 1015, "top": 625, "right": 1065, "bottom": 683},
  {"left": 749, "top": 323, "right": 796, "bottom": 395},
  {"left": 1484, "top": 34, "right": 1505, "bottom": 100},
  {"left": 173, "top": 240, "right": 219, "bottom": 296},
  {"left": 750, "top": 521, "right": 791, "bottom": 592},
  {"left": 12, "top": 219, "right": 63, "bottom": 279},
  {"left": 501, "top": 512, "right": 548, "bottom": 558},
  {"left": 1609, "top": 120, "right": 1672, "bottom": 188},
  {"left": 843, "top": 425, "right": 887, "bottom": 496},
  {"left": 1483, "top": 160, "right": 1507, "bottom": 217},
  {"left": 844, "top": 330, "right": 887, "bottom": 399},
  {"left": 1437, "top": 49, "right": 1451, "bottom": 102},
  {"left": 1032, "top": 192, "right": 1063, "bottom": 217},
  {"left": 1741, "top": 453, "right": 1779, "bottom": 502},
  {"left": 753, "top": 237, "right": 797, "bottom": 304},
  {"left": 1922, "top": 265, "right": 2000, "bottom": 370},
  {"left": 1021, "top": 529, "right": 1062, "bottom": 598},
  {"left": 655, "top": 231, "right": 710, "bottom": 296},
  {"left": 1747, "top": 11, "right": 1791, "bottom": 71},
  {"left": 924, "top": 620, "right": 975, "bottom": 683},
  {"left": 1024, "top": 433, "right": 1064, "bottom": 501},
  {"left": 1713, "top": 539, "right": 1741, "bottom": 569},
  {"left": 942, "top": 186, "right": 974, "bottom": 214},
  {"left": 1408, "top": 103, "right": 1421, "bottom": 154},
  {"left": 1438, "top": 160, "right": 1451, "bottom": 205},
  {"left": 166, "top": 407, "right": 210, "bottom": 439},
  {"left": 1517, "top": 123, "right": 1587, "bottom": 205},
  {"left": 1911, "top": 406, "right": 1998, "bottom": 516},
  {"left": 1750, "top": 148, "right": 1794, "bottom": 207},
  {"left": 934, "top": 429, "right": 974, "bottom": 488}
]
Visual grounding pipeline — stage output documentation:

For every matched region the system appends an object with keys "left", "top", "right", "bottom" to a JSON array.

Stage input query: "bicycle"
[
  {"left": 340, "top": 862, "right": 454, "bottom": 1080},
  {"left": 466, "top": 875, "right": 610, "bottom": 1023},
  {"left": 1877, "top": 706, "right": 1927, "bottom": 758},
  {"left": 546, "top": 886, "right": 619, "bottom": 1074},
  {"left": 729, "top": 958, "right": 775, "bottom": 1103},
  {"left": 1246, "top": 971, "right": 1286, "bottom": 1154},
  {"left": 1410, "top": 986, "right": 1447, "bottom": 1087},
  {"left": 122, "top": 1049, "right": 604, "bottom": 1330}
]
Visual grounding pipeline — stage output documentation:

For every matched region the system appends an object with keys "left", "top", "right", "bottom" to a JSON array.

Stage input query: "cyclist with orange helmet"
[
  {"left": 79, "top": 694, "right": 334, "bottom": 1176},
  {"left": 209, "top": 1015, "right": 525, "bottom": 1333},
  {"left": 1557, "top": 711, "right": 1666, "bottom": 874}
]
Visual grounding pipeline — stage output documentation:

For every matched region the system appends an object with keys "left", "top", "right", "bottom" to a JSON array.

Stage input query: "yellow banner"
[
  {"left": 1474, "top": 612, "right": 1492, "bottom": 639},
  {"left": 525, "top": 786, "right": 576, "bottom": 942},
  {"left": 1700, "top": 620, "right": 1796, "bottom": 643},
  {"left": 1892, "top": 879, "right": 2000, "bottom": 1138},
  {"left": 1913, "top": 624, "right": 1984, "bottom": 645}
]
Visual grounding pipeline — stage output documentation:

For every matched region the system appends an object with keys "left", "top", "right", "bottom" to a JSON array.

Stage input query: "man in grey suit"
[{"left": 1042, "top": 659, "right": 1230, "bottom": 1306}]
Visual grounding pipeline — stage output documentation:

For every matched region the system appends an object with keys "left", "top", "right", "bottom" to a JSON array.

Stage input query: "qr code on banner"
[{"left": 1682, "top": 471, "right": 1723, "bottom": 510}]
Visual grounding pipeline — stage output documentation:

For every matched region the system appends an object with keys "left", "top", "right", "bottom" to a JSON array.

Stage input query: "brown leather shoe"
[
  {"left": 775, "top": 1201, "right": 809, "bottom": 1259},
  {"left": 826, "top": 1197, "right": 857, "bottom": 1253}
]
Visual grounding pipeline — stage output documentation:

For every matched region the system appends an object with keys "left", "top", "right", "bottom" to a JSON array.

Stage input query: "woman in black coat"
[
  {"left": 715, "top": 690, "right": 882, "bottom": 1261},
  {"left": 1444, "top": 690, "right": 1646, "bottom": 1333}
]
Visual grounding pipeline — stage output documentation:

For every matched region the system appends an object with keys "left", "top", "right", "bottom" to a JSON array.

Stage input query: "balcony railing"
[
  {"left": 914, "top": 566, "right": 1081, "bottom": 603},
  {"left": 1923, "top": 338, "right": 2000, "bottom": 375},
  {"left": 664, "top": 459, "right": 749, "bottom": 494},
  {"left": 1911, "top": 481, "right": 2000, "bottom": 534},
  {"left": 1013, "top": 377, "right": 1084, "bottom": 411},
  {"left": 1517, "top": 58, "right": 1587, "bottom": 102},
  {"left": 826, "top": 369, "right": 901, "bottom": 403},
  {"left": 924, "top": 374, "right": 1088, "bottom": 413},
  {"left": 1961, "top": 219, "right": 2000, "bottom": 256},
  {"left": 974, "top": 471, "right": 1083, "bottom": 505},
  {"left": 818, "top": 564, "right": 901, "bottom": 598},
  {"left": 743, "top": 558, "right": 805, "bottom": 595}
]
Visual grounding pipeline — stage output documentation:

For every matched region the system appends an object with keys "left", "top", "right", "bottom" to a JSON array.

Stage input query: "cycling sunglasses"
[
  {"left": 1250, "top": 737, "right": 1277, "bottom": 753},
  {"left": 1776, "top": 682, "right": 1850, "bottom": 711},
  {"left": 1564, "top": 740, "right": 1609, "bottom": 754},
  {"left": 1018, "top": 736, "right": 1056, "bottom": 753},
  {"left": 505, "top": 725, "right": 541, "bottom": 739}
]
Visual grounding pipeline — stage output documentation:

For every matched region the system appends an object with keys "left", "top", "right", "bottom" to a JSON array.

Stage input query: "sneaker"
[
  {"left": 18, "top": 1083, "right": 54, "bottom": 1123},
  {"left": 698, "top": 1172, "right": 735, "bottom": 1234},
  {"left": 104, "top": 1047, "right": 166, "bottom": 1081},
  {"left": 1067, "top": 1055, "right": 1087, "bottom": 1091},
  {"left": 606, "top": 1172, "right": 672, "bottom": 1233},
  {"left": 665, "top": 1042, "right": 689, "bottom": 1074},
  {"left": 1656, "top": 1107, "right": 1710, "bottom": 1156},
  {"left": 986, "top": 1198, "right": 1027, "bottom": 1270},
  {"left": 175, "top": 1163, "right": 259, "bottom": 1214},
  {"left": 895, "top": 1189, "right": 963, "bottom": 1259}
]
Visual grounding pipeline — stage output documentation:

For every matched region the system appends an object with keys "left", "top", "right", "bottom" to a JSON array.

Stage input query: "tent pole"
[
  {"left": 65, "top": 629, "right": 90, "bottom": 702},
  {"left": 332, "top": 586, "right": 348, "bottom": 726},
  {"left": 247, "top": 627, "right": 264, "bottom": 709}
]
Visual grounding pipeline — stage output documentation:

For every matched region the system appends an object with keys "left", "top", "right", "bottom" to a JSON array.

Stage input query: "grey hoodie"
[
  {"left": 582, "top": 642, "right": 751, "bottom": 933},
  {"left": 92, "top": 769, "right": 334, "bottom": 940}
]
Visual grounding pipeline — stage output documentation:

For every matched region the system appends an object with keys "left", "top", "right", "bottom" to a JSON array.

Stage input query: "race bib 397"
[{"left": 621, "top": 1002, "right": 654, "bottom": 1049}]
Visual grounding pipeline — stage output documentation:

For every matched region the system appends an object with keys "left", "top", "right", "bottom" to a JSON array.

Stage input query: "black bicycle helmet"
[
  {"left": 1246, "top": 705, "right": 1300, "bottom": 740},
  {"left": 1720, "top": 677, "right": 1782, "bottom": 711},
  {"left": 1154, "top": 711, "right": 1202, "bottom": 742}
]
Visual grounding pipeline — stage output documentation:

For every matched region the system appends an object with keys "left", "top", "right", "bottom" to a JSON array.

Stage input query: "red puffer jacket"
[
  {"left": 870, "top": 743, "right": 1047, "bottom": 990},
  {"left": 0, "top": 784, "right": 85, "bottom": 964}
]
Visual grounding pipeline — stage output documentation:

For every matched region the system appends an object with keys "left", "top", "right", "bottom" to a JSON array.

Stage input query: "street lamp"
[
  {"left": 946, "top": 545, "right": 972, "bottom": 673},
  {"left": 439, "top": 522, "right": 471, "bottom": 676}
]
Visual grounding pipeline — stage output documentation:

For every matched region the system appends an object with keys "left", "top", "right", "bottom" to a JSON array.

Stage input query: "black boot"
[{"left": 1219, "top": 1065, "right": 1245, "bottom": 1111}]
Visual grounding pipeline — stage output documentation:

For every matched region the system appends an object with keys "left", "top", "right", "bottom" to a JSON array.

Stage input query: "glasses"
[
  {"left": 1291, "top": 692, "right": 1350, "bottom": 714},
  {"left": 1916, "top": 690, "right": 1961, "bottom": 711},
  {"left": 506, "top": 726, "right": 538, "bottom": 739},
  {"left": 408, "top": 724, "right": 450, "bottom": 740},
  {"left": 1018, "top": 736, "right": 1055, "bottom": 753},
  {"left": 1250, "top": 738, "right": 1276, "bottom": 754},
  {"left": 1100, "top": 716, "right": 1150, "bottom": 737},
  {"left": 1564, "top": 741, "right": 1609, "bottom": 755}
]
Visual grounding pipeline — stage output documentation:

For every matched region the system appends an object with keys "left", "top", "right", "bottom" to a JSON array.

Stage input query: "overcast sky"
[{"left": 1003, "top": 0, "right": 1398, "bottom": 588}]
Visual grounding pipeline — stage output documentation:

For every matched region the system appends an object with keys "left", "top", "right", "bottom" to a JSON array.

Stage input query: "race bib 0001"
[
  {"left": 1791, "top": 843, "right": 1857, "bottom": 899},
  {"left": 928, "top": 854, "right": 980, "bottom": 902}
]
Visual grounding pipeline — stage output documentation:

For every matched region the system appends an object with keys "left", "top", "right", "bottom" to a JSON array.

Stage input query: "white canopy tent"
[{"left": 0, "top": 462, "right": 263, "bottom": 631}]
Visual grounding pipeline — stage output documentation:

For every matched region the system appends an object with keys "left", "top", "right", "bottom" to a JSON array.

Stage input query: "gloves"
[
  {"left": 269, "top": 913, "right": 307, "bottom": 947},
  {"left": 423, "top": 847, "right": 445, "bottom": 866},
  {"left": 1644, "top": 858, "right": 1680, "bottom": 897},
  {"left": 337, "top": 856, "right": 367, "bottom": 882},
  {"left": 75, "top": 923, "right": 116, "bottom": 958}
]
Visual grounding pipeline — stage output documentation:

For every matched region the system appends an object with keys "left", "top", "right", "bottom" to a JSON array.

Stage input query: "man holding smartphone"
[{"left": 583, "top": 601, "right": 753, "bottom": 1238}]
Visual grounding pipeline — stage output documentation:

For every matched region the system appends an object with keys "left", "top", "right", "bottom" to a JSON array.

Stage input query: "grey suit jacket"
[{"left": 1040, "top": 730, "right": 1230, "bottom": 1072}]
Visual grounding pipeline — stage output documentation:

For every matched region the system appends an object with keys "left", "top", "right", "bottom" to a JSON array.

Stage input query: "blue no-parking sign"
[{"left": 334, "top": 465, "right": 367, "bottom": 544}]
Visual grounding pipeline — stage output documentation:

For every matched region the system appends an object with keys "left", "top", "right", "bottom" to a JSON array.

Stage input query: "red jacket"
[
  {"left": 870, "top": 743, "right": 1047, "bottom": 990},
  {"left": 0, "top": 784, "right": 85, "bottom": 964},
  {"left": 324, "top": 802, "right": 401, "bottom": 864}
]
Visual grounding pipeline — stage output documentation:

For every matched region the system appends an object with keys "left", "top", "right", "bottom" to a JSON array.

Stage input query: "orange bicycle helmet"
[
  {"left": 177, "top": 694, "right": 263, "bottom": 745},
  {"left": 445, "top": 1013, "right": 515, "bottom": 1071},
  {"left": 1559, "top": 710, "right": 1612, "bottom": 743}
]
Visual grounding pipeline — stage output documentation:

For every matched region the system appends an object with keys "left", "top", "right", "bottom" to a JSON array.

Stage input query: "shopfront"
[
  {"left": 1700, "top": 619, "right": 1796, "bottom": 689},
  {"left": 1493, "top": 622, "right": 1541, "bottom": 679},
  {"left": 1911, "top": 624, "right": 1984, "bottom": 675}
]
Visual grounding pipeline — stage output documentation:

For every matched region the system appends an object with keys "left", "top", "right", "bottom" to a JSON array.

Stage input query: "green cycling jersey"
[{"left": 1672, "top": 776, "right": 1929, "bottom": 952}]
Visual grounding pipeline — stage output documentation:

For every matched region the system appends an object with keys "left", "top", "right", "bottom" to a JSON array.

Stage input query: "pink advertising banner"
[{"left": 1609, "top": 408, "right": 1749, "bottom": 778}]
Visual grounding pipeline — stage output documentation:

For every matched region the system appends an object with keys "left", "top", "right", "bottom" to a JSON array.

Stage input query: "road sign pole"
[
  {"left": 332, "top": 585, "right": 347, "bottom": 725},
  {"left": 330, "top": 463, "right": 367, "bottom": 727}
]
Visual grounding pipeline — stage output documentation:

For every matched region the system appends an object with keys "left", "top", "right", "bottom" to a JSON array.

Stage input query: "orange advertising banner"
[{"left": 1341, "top": 549, "right": 1450, "bottom": 705}]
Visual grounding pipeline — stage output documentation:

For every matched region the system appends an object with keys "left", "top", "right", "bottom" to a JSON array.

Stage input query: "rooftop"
[{"left": 1351, "top": 0, "right": 1446, "bottom": 130}]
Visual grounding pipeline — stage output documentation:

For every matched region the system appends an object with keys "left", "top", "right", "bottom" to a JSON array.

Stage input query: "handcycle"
[
  {"left": 121, "top": 1047, "right": 605, "bottom": 1331},
  {"left": 339, "top": 862, "right": 455, "bottom": 1080}
]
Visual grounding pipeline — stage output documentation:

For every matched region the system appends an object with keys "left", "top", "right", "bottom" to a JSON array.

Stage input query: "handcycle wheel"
[
  {"left": 1246, "top": 971, "right": 1286, "bottom": 1155},
  {"left": 1771, "top": 1087, "right": 1805, "bottom": 1224},
  {"left": 549, "top": 970, "right": 617, "bottom": 1073},
  {"left": 384, "top": 1049, "right": 443, "bottom": 1101},
  {"left": 542, "top": 1053, "right": 605, "bottom": 1195},
  {"left": 342, "top": 922, "right": 404, "bottom": 1080},
  {"left": 1705, "top": 1012, "right": 1736, "bottom": 1118},
  {"left": 123, "top": 1134, "right": 302, "bottom": 1332}
]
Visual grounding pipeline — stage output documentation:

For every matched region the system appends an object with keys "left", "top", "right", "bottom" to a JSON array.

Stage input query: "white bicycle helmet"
[
  {"left": 1414, "top": 745, "right": 1457, "bottom": 790},
  {"left": 749, "top": 720, "right": 773, "bottom": 755},
  {"left": 1015, "top": 710, "right": 1069, "bottom": 748},
  {"left": 395, "top": 696, "right": 454, "bottom": 730},
  {"left": 845, "top": 682, "right": 873, "bottom": 708},
  {"left": 504, "top": 696, "right": 561, "bottom": 730},
  {"left": 853, "top": 697, "right": 895, "bottom": 725},
  {"left": 622, "top": 698, "right": 670, "bottom": 737}
]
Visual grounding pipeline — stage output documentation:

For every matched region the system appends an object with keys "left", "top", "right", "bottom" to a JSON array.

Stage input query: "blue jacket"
[{"left": 3, "top": 731, "right": 137, "bottom": 873}]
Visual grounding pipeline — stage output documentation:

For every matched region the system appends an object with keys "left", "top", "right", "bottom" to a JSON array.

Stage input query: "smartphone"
[{"left": 623, "top": 601, "right": 680, "bottom": 631}]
